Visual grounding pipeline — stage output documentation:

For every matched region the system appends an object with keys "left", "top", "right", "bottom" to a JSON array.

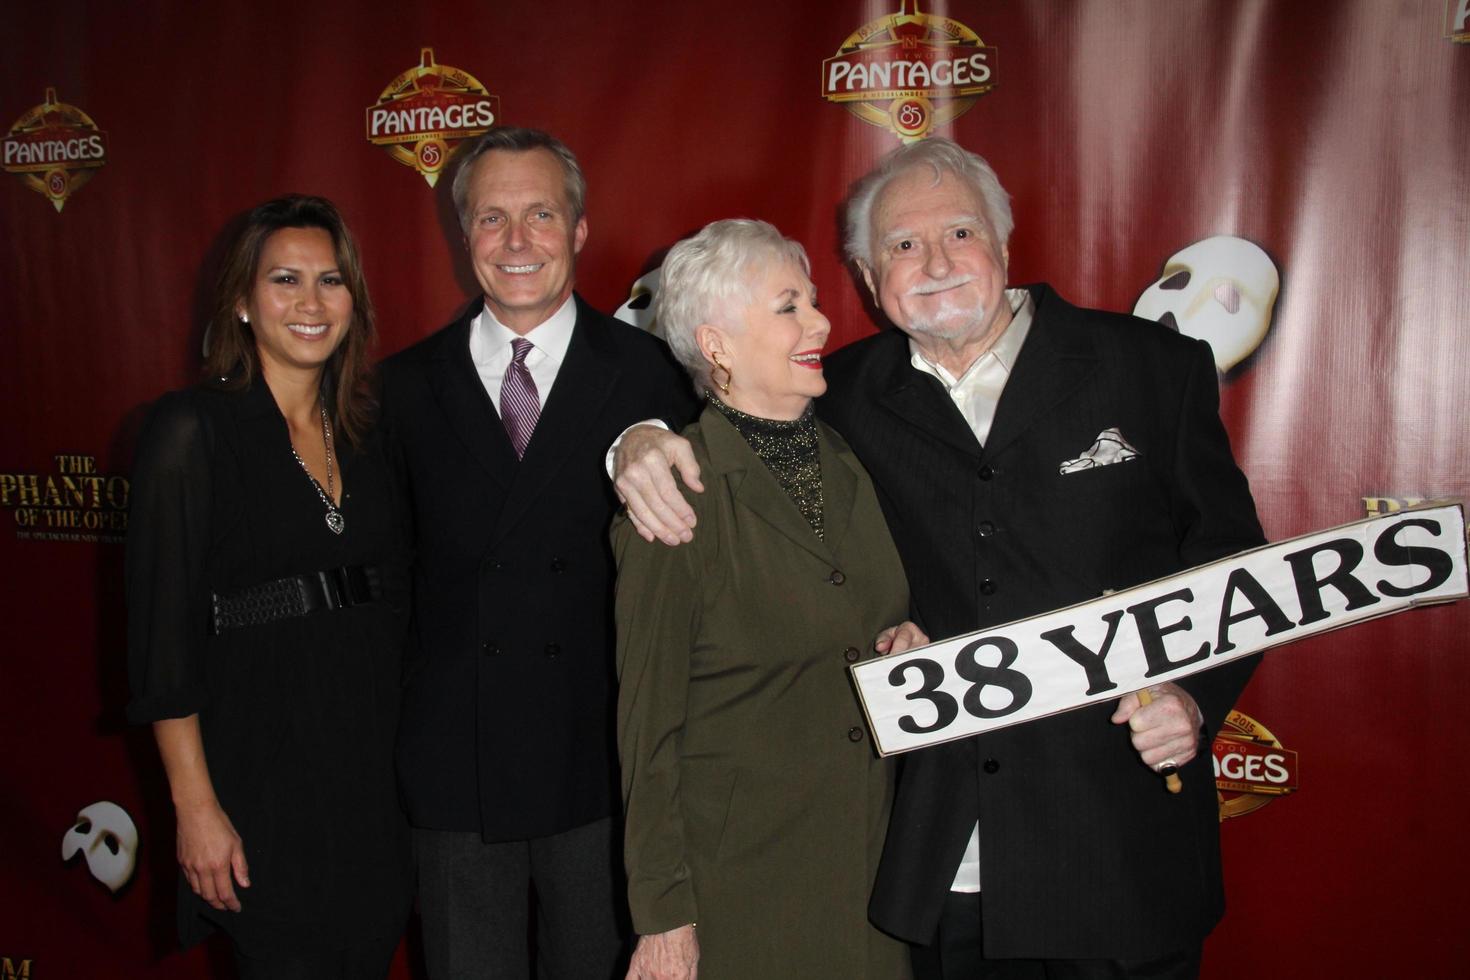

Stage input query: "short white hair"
[
  {"left": 844, "top": 137, "right": 1013, "bottom": 266},
  {"left": 657, "top": 219, "right": 811, "bottom": 382}
]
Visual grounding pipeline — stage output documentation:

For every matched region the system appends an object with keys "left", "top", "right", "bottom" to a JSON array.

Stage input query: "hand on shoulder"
[{"left": 614, "top": 424, "right": 704, "bottom": 546}]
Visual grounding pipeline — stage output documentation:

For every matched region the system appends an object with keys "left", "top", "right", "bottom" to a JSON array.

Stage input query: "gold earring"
[{"left": 711, "top": 354, "right": 732, "bottom": 396}]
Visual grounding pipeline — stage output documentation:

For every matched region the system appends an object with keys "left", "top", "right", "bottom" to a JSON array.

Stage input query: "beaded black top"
[{"left": 707, "top": 393, "right": 824, "bottom": 539}]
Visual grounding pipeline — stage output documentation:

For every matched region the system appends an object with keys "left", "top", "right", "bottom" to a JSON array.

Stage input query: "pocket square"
[{"left": 1059, "top": 428, "right": 1140, "bottom": 474}]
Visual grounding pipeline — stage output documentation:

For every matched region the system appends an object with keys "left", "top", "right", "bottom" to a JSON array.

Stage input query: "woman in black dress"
[{"left": 127, "top": 196, "right": 411, "bottom": 979}]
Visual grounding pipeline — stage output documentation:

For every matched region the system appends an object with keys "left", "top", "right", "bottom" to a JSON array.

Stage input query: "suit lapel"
[
  {"left": 702, "top": 406, "right": 835, "bottom": 567},
  {"left": 818, "top": 424, "right": 860, "bottom": 555},
  {"left": 430, "top": 305, "right": 518, "bottom": 489},
  {"left": 982, "top": 285, "right": 1100, "bottom": 459},
  {"left": 489, "top": 297, "right": 620, "bottom": 545},
  {"left": 873, "top": 337, "right": 985, "bottom": 461}
]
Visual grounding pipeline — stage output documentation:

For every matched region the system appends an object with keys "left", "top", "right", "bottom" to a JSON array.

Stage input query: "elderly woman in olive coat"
[{"left": 614, "top": 220, "right": 922, "bottom": 980}]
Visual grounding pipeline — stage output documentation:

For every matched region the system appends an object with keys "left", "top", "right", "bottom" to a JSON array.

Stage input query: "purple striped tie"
[{"left": 500, "top": 338, "right": 540, "bottom": 458}]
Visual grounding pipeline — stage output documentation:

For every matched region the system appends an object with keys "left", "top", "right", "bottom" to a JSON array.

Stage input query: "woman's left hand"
[{"left": 875, "top": 621, "right": 929, "bottom": 656}]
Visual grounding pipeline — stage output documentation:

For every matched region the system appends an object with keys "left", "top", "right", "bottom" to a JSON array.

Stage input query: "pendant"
[{"left": 325, "top": 510, "right": 345, "bottom": 535}]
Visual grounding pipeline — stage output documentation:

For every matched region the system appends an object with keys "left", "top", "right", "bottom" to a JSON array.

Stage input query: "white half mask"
[
  {"left": 612, "top": 267, "right": 663, "bottom": 338},
  {"left": 1133, "top": 236, "right": 1279, "bottom": 371},
  {"left": 61, "top": 800, "right": 138, "bottom": 893}
]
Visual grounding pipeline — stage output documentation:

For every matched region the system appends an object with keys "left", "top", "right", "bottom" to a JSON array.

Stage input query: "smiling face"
[
  {"left": 701, "top": 259, "right": 830, "bottom": 421},
  {"left": 861, "top": 165, "right": 1011, "bottom": 352},
  {"left": 236, "top": 226, "right": 353, "bottom": 382},
  {"left": 464, "top": 147, "right": 588, "bottom": 334}
]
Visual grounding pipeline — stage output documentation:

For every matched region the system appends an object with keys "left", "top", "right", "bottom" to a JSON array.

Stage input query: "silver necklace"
[{"left": 290, "top": 402, "right": 344, "bottom": 535}]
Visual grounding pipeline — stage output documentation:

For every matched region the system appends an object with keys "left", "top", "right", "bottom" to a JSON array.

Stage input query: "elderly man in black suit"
[
  {"left": 613, "top": 138, "right": 1263, "bottom": 979},
  {"left": 382, "top": 128, "right": 696, "bottom": 979}
]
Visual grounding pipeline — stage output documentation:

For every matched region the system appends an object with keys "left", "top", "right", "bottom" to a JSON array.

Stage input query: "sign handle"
[{"left": 1138, "top": 688, "right": 1183, "bottom": 794}]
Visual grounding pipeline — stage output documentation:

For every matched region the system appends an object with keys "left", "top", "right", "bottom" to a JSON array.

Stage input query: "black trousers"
[
  {"left": 413, "top": 817, "right": 628, "bottom": 980},
  {"left": 911, "top": 891, "right": 1202, "bottom": 980},
  {"left": 233, "top": 930, "right": 400, "bottom": 980}
]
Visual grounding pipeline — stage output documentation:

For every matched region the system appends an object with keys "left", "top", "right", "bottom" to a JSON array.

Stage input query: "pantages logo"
[
  {"left": 1364, "top": 494, "right": 1460, "bottom": 518},
  {"left": 1447, "top": 0, "right": 1470, "bottom": 42},
  {"left": 822, "top": 1, "right": 997, "bottom": 142},
  {"left": 1213, "top": 710, "right": 1299, "bottom": 819},
  {"left": 3, "top": 88, "right": 108, "bottom": 212},
  {"left": 366, "top": 48, "right": 499, "bottom": 187},
  {"left": 1, "top": 454, "right": 129, "bottom": 544}
]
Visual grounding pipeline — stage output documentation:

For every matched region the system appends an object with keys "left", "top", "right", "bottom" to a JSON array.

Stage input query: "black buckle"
[
  {"left": 316, "top": 568, "right": 346, "bottom": 611},
  {"left": 343, "top": 564, "right": 373, "bottom": 603},
  {"left": 312, "top": 566, "right": 373, "bottom": 611}
]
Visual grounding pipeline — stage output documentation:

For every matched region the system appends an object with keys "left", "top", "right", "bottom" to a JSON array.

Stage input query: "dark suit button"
[
  {"left": 550, "top": 558, "right": 565, "bottom": 573},
  {"left": 482, "top": 641, "right": 500, "bottom": 657},
  {"left": 843, "top": 646, "right": 861, "bottom": 663},
  {"left": 486, "top": 557, "right": 504, "bottom": 571},
  {"left": 977, "top": 465, "right": 995, "bottom": 481},
  {"left": 828, "top": 570, "right": 846, "bottom": 586},
  {"left": 979, "top": 579, "right": 997, "bottom": 595},
  {"left": 983, "top": 758, "right": 1000, "bottom": 774},
  {"left": 977, "top": 521, "right": 995, "bottom": 537},
  {"left": 847, "top": 726, "right": 864, "bottom": 742},
  {"left": 544, "top": 643, "right": 561, "bottom": 658}
]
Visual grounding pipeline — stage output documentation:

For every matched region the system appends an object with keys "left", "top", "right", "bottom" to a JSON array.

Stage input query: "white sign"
[{"left": 852, "top": 504, "right": 1468, "bottom": 756}]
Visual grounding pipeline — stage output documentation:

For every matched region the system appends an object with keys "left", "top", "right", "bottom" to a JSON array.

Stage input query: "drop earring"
[{"left": 711, "top": 354, "right": 732, "bottom": 396}]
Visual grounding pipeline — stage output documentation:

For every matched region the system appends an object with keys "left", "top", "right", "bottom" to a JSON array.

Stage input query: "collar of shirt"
[
  {"left": 907, "top": 288, "right": 1035, "bottom": 447},
  {"left": 467, "top": 293, "right": 578, "bottom": 408}
]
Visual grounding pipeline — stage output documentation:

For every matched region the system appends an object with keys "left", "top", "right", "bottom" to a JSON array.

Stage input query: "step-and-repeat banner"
[{"left": 3, "top": 2, "right": 1467, "bottom": 977}]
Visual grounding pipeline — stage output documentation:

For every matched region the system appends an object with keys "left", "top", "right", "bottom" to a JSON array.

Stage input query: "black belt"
[{"left": 211, "top": 564, "right": 383, "bottom": 635}]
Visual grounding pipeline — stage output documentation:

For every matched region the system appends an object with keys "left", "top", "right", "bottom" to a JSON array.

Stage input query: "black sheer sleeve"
[{"left": 125, "top": 390, "right": 215, "bottom": 723}]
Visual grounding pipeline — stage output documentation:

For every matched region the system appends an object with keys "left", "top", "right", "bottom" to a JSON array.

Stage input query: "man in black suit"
[
  {"left": 382, "top": 128, "right": 696, "bottom": 979},
  {"left": 614, "top": 139, "right": 1262, "bottom": 978}
]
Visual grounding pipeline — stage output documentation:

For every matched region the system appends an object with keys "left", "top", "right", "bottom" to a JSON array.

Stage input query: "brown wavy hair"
[{"left": 203, "top": 195, "right": 378, "bottom": 448}]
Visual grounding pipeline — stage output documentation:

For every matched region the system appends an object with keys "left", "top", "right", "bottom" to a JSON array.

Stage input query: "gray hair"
[
  {"left": 843, "top": 137, "right": 1013, "bottom": 266},
  {"left": 451, "top": 127, "right": 587, "bottom": 233},
  {"left": 657, "top": 219, "right": 812, "bottom": 382}
]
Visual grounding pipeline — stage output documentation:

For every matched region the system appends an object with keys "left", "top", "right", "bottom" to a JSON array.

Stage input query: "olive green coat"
[{"left": 614, "top": 404, "right": 911, "bottom": 979}]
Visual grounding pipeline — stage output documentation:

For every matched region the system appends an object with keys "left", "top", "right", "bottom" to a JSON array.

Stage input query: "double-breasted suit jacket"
[
  {"left": 382, "top": 295, "right": 697, "bottom": 840},
  {"left": 820, "top": 284, "right": 1266, "bottom": 959},
  {"left": 614, "top": 405, "right": 912, "bottom": 979}
]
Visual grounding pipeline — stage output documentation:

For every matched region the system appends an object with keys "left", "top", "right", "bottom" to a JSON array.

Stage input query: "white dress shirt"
[
  {"left": 467, "top": 294, "right": 578, "bottom": 411},
  {"left": 907, "top": 287, "right": 1035, "bottom": 894},
  {"left": 907, "top": 288, "right": 1034, "bottom": 449}
]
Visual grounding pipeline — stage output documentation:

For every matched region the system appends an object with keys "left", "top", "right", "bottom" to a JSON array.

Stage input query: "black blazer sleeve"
[{"left": 1167, "top": 338, "right": 1266, "bottom": 733}]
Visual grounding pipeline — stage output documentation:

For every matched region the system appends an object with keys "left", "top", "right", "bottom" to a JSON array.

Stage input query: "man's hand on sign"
[
  {"left": 614, "top": 424, "right": 702, "bottom": 545},
  {"left": 1111, "top": 683, "right": 1204, "bottom": 770},
  {"left": 875, "top": 621, "right": 930, "bottom": 656}
]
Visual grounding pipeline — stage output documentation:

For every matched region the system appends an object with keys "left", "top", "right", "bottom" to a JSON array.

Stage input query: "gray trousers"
[{"left": 413, "top": 818, "right": 628, "bottom": 980}]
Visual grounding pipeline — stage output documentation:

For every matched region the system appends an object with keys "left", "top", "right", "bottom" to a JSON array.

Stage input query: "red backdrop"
[{"left": 3, "top": 1, "right": 1468, "bottom": 976}]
